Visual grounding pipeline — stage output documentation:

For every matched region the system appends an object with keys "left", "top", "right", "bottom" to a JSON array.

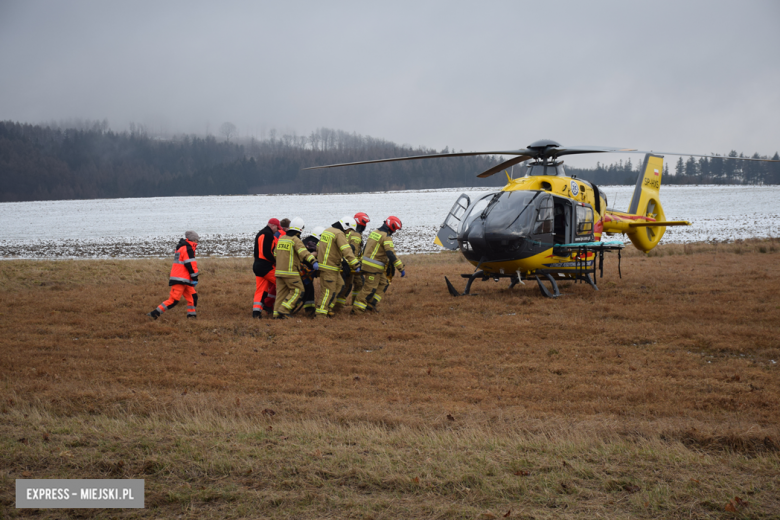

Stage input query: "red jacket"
[{"left": 169, "top": 238, "right": 199, "bottom": 286}]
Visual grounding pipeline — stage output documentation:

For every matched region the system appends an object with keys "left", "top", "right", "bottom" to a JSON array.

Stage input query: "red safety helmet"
[
  {"left": 354, "top": 212, "right": 371, "bottom": 227},
  {"left": 385, "top": 216, "right": 402, "bottom": 233}
]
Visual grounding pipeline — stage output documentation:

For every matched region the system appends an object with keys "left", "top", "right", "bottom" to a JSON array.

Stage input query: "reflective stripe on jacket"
[
  {"left": 346, "top": 229, "right": 363, "bottom": 256},
  {"left": 169, "top": 238, "right": 199, "bottom": 286},
  {"left": 275, "top": 233, "right": 316, "bottom": 277},
  {"left": 317, "top": 227, "right": 358, "bottom": 272},
  {"left": 361, "top": 229, "right": 403, "bottom": 273}
]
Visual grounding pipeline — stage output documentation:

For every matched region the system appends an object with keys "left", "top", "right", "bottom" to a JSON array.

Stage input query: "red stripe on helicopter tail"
[{"left": 611, "top": 214, "right": 657, "bottom": 222}]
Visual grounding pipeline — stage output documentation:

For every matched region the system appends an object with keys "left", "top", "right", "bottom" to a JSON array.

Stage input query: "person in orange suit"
[
  {"left": 148, "top": 231, "right": 200, "bottom": 320},
  {"left": 253, "top": 218, "right": 280, "bottom": 318},
  {"left": 262, "top": 218, "right": 290, "bottom": 312}
]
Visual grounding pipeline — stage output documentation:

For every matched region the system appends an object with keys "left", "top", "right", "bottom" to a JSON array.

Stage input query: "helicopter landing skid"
[
  {"left": 579, "top": 272, "right": 598, "bottom": 291},
  {"left": 535, "top": 274, "right": 561, "bottom": 298},
  {"left": 445, "top": 270, "right": 485, "bottom": 296}
]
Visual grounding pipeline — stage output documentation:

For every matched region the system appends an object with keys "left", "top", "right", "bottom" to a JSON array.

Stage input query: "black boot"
[
  {"left": 252, "top": 311, "right": 262, "bottom": 319},
  {"left": 147, "top": 310, "right": 160, "bottom": 320}
]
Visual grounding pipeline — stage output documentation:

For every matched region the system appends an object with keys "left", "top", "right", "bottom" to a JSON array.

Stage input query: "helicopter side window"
[
  {"left": 527, "top": 162, "right": 565, "bottom": 177},
  {"left": 576, "top": 205, "right": 594, "bottom": 235},
  {"left": 533, "top": 196, "right": 553, "bottom": 235}
]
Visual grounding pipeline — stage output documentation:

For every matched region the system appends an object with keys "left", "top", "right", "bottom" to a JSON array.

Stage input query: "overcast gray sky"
[{"left": 1, "top": 0, "right": 778, "bottom": 168}]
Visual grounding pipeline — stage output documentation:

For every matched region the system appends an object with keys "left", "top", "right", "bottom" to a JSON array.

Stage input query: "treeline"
[
  {"left": 567, "top": 154, "right": 780, "bottom": 186},
  {"left": 0, "top": 122, "right": 506, "bottom": 202},
  {"left": 0, "top": 121, "right": 777, "bottom": 202}
]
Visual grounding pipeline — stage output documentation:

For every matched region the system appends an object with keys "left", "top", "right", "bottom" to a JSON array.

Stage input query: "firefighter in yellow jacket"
[
  {"left": 353, "top": 216, "right": 405, "bottom": 314},
  {"left": 333, "top": 212, "right": 370, "bottom": 312},
  {"left": 273, "top": 217, "right": 318, "bottom": 319},
  {"left": 315, "top": 216, "right": 360, "bottom": 319}
]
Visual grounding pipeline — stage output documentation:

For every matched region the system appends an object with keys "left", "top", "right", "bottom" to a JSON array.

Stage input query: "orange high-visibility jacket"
[
  {"left": 169, "top": 239, "right": 199, "bottom": 286},
  {"left": 253, "top": 226, "right": 277, "bottom": 277}
]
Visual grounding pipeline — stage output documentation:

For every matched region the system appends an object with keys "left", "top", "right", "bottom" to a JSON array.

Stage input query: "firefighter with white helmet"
[
  {"left": 273, "top": 217, "right": 318, "bottom": 319},
  {"left": 333, "top": 212, "right": 370, "bottom": 312},
  {"left": 314, "top": 216, "right": 360, "bottom": 318},
  {"left": 353, "top": 216, "right": 405, "bottom": 314},
  {"left": 311, "top": 226, "right": 325, "bottom": 241}
]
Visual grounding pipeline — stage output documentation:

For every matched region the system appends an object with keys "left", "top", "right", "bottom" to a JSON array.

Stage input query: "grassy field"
[{"left": 2, "top": 239, "right": 779, "bottom": 519}]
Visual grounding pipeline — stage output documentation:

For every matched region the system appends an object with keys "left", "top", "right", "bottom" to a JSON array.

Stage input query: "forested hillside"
[{"left": 1, "top": 121, "right": 777, "bottom": 202}]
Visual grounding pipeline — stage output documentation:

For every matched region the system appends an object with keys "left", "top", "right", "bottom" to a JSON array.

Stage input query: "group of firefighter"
[{"left": 148, "top": 213, "right": 405, "bottom": 321}]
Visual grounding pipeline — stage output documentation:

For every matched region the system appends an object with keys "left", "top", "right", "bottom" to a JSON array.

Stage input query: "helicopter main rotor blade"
[
  {"left": 552, "top": 146, "right": 638, "bottom": 157},
  {"left": 303, "top": 141, "right": 779, "bottom": 174},
  {"left": 302, "top": 149, "right": 532, "bottom": 170},
  {"left": 559, "top": 146, "right": 779, "bottom": 162},
  {"left": 625, "top": 150, "right": 778, "bottom": 162},
  {"left": 476, "top": 155, "right": 533, "bottom": 178}
]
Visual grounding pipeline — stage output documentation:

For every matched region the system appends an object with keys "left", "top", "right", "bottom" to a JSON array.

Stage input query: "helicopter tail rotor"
[{"left": 625, "top": 154, "right": 668, "bottom": 252}]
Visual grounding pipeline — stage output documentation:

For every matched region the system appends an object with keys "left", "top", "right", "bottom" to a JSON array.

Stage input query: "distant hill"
[{"left": 0, "top": 121, "right": 777, "bottom": 202}]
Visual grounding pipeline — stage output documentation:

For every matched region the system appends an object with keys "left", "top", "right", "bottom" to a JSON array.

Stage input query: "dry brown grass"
[{"left": 2, "top": 238, "right": 779, "bottom": 518}]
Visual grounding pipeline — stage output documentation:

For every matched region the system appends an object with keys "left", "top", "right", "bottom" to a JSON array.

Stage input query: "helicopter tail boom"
[
  {"left": 602, "top": 154, "right": 690, "bottom": 252},
  {"left": 628, "top": 221, "right": 690, "bottom": 228}
]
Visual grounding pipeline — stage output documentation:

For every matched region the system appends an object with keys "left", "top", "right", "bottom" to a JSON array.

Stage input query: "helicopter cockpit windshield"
[
  {"left": 459, "top": 192, "right": 495, "bottom": 237},
  {"left": 456, "top": 190, "right": 556, "bottom": 259},
  {"left": 482, "top": 191, "right": 545, "bottom": 238}
]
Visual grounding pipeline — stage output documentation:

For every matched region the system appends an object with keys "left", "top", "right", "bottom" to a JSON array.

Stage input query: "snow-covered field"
[{"left": 0, "top": 185, "right": 777, "bottom": 259}]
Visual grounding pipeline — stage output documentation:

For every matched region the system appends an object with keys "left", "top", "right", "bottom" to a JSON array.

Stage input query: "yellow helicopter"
[{"left": 306, "top": 139, "right": 771, "bottom": 297}]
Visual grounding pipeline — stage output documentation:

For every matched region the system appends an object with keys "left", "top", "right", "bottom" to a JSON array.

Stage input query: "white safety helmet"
[
  {"left": 289, "top": 217, "right": 305, "bottom": 232},
  {"left": 339, "top": 215, "right": 357, "bottom": 231},
  {"left": 311, "top": 226, "right": 326, "bottom": 240}
]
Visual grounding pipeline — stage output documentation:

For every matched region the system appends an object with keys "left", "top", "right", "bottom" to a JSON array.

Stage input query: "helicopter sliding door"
[
  {"left": 436, "top": 193, "right": 471, "bottom": 250},
  {"left": 552, "top": 196, "right": 572, "bottom": 245},
  {"left": 533, "top": 195, "right": 554, "bottom": 234},
  {"left": 531, "top": 194, "right": 554, "bottom": 248},
  {"left": 551, "top": 197, "right": 595, "bottom": 246}
]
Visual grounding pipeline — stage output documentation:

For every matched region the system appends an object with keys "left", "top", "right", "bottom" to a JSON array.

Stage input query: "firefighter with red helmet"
[
  {"left": 252, "top": 218, "right": 280, "bottom": 318},
  {"left": 333, "top": 212, "right": 370, "bottom": 312},
  {"left": 314, "top": 216, "right": 360, "bottom": 318},
  {"left": 273, "top": 217, "right": 318, "bottom": 319},
  {"left": 148, "top": 231, "right": 200, "bottom": 320},
  {"left": 352, "top": 216, "right": 405, "bottom": 314}
]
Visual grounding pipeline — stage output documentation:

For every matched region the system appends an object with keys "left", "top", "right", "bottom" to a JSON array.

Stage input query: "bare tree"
[{"left": 220, "top": 122, "right": 237, "bottom": 142}]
